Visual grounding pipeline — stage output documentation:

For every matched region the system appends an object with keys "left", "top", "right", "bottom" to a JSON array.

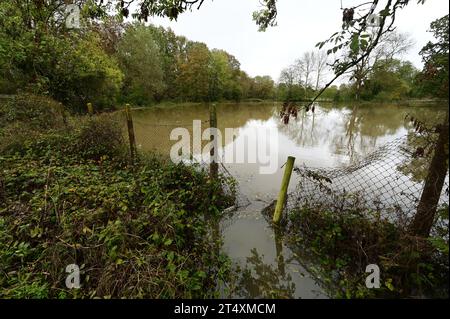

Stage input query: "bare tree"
[
  {"left": 296, "top": 52, "right": 316, "bottom": 90},
  {"left": 349, "top": 31, "right": 414, "bottom": 100},
  {"left": 314, "top": 50, "right": 329, "bottom": 91}
]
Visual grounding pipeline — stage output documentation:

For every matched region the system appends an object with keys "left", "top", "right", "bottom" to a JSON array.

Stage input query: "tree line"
[
  {"left": 0, "top": 1, "right": 276, "bottom": 112},
  {"left": 278, "top": 15, "right": 449, "bottom": 103},
  {"left": 1, "top": 1, "right": 447, "bottom": 113}
]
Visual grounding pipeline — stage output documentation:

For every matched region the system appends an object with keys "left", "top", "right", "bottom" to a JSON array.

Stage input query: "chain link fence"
[
  {"left": 118, "top": 109, "right": 251, "bottom": 212},
  {"left": 281, "top": 134, "right": 449, "bottom": 227}
]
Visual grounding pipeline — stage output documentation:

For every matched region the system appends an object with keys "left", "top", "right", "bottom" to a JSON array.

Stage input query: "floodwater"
[{"left": 131, "top": 102, "right": 447, "bottom": 299}]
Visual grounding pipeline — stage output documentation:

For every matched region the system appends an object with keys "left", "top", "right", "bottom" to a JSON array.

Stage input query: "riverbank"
[{"left": 0, "top": 94, "right": 235, "bottom": 298}]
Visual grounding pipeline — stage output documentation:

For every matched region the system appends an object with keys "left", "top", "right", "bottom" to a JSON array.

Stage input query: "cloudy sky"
[{"left": 151, "top": 0, "right": 449, "bottom": 82}]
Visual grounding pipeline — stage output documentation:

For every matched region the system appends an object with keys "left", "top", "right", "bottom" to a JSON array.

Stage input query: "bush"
[
  {"left": 280, "top": 206, "right": 449, "bottom": 298},
  {"left": 0, "top": 94, "right": 127, "bottom": 162},
  {"left": 0, "top": 100, "right": 235, "bottom": 298},
  {"left": 73, "top": 115, "right": 126, "bottom": 161},
  {"left": 0, "top": 146, "right": 234, "bottom": 298},
  {"left": 0, "top": 94, "right": 65, "bottom": 131},
  {"left": 0, "top": 94, "right": 67, "bottom": 155}
]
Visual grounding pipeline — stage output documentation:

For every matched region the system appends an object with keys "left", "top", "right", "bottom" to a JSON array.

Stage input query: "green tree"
[
  {"left": 209, "top": 49, "right": 243, "bottom": 101},
  {"left": 415, "top": 14, "right": 449, "bottom": 98},
  {"left": 361, "top": 59, "right": 418, "bottom": 101},
  {"left": 0, "top": 0, "right": 123, "bottom": 111},
  {"left": 177, "top": 42, "right": 211, "bottom": 102},
  {"left": 251, "top": 76, "right": 275, "bottom": 100},
  {"left": 147, "top": 25, "right": 189, "bottom": 100},
  {"left": 49, "top": 32, "right": 123, "bottom": 111},
  {"left": 116, "top": 24, "right": 165, "bottom": 105}
]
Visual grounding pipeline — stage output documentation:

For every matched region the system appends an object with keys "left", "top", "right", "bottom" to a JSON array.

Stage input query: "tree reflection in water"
[{"left": 234, "top": 248, "right": 296, "bottom": 299}]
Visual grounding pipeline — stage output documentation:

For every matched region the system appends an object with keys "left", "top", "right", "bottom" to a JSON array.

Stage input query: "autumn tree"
[{"left": 177, "top": 42, "right": 211, "bottom": 102}]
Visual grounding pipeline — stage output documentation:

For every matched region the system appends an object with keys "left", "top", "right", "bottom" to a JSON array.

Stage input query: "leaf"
[
  {"left": 385, "top": 279, "right": 395, "bottom": 291},
  {"left": 350, "top": 35, "right": 360, "bottom": 54},
  {"left": 379, "top": 9, "right": 390, "bottom": 17}
]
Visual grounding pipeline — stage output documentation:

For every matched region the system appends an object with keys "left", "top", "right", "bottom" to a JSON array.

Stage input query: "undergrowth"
[
  {"left": 0, "top": 95, "right": 235, "bottom": 298},
  {"left": 280, "top": 205, "right": 449, "bottom": 299}
]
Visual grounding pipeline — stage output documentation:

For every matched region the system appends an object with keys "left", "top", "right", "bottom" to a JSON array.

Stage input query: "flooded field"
[{"left": 131, "top": 102, "right": 447, "bottom": 298}]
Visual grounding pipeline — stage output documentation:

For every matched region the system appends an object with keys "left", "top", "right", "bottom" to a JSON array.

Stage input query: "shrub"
[
  {"left": 0, "top": 146, "right": 234, "bottom": 298},
  {"left": 0, "top": 94, "right": 65, "bottom": 130},
  {"left": 0, "top": 94, "right": 67, "bottom": 154},
  {"left": 280, "top": 206, "right": 449, "bottom": 298}
]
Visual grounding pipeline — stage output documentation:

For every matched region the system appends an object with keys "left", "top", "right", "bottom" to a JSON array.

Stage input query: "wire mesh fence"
[
  {"left": 282, "top": 134, "right": 449, "bottom": 227},
  {"left": 117, "top": 108, "right": 251, "bottom": 212},
  {"left": 121, "top": 106, "right": 448, "bottom": 230}
]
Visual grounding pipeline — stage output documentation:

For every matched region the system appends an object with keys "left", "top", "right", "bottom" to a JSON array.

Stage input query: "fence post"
[
  {"left": 59, "top": 103, "right": 68, "bottom": 127},
  {"left": 87, "top": 102, "right": 94, "bottom": 115},
  {"left": 125, "top": 104, "right": 137, "bottom": 164},
  {"left": 209, "top": 104, "right": 218, "bottom": 180},
  {"left": 273, "top": 156, "right": 296, "bottom": 224}
]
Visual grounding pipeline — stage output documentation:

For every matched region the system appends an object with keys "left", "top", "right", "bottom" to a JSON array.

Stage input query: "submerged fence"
[
  {"left": 120, "top": 104, "right": 251, "bottom": 212},
  {"left": 281, "top": 134, "right": 449, "bottom": 228},
  {"left": 119, "top": 103, "right": 448, "bottom": 230}
]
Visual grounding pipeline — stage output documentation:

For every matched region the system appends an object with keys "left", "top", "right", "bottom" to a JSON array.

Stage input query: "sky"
[{"left": 149, "top": 0, "right": 449, "bottom": 82}]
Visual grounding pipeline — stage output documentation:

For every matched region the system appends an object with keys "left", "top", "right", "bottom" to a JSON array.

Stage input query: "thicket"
[{"left": 273, "top": 204, "right": 449, "bottom": 298}]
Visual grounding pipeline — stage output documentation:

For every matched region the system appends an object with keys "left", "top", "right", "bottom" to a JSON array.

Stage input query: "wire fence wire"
[
  {"left": 121, "top": 112, "right": 251, "bottom": 212},
  {"left": 283, "top": 134, "right": 449, "bottom": 226}
]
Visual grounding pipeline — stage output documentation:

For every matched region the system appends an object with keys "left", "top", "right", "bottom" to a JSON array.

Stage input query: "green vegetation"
[
  {"left": 0, "top": 1, "right": 276, "bottom": 111},
  {"left": 2, "top": 1, "right": 446, "bottom": 110},
  {"left": 0, "top": 0, "right": 448, "bottom": 301},
  {"left": 283, "top": 205, "right": 449, "bottom": 298},
  {"left": 415, "top": 14, "right": 449, "bottom": 99},
  {"left": 0, "top": 95, "right": 235, "bottom": 298}
]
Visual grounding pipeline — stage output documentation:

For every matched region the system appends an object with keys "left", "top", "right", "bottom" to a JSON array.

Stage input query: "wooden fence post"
[
  {"left": 125, "top": 104, "right": 137, "bottom": 164},
  {"left": 209, "top": 104, "right": 218, "bottom": 180},
  {"left": 87, "top": 102, "right": 94, "bottom": 115},
  {"left": 273, "top": 156, "right": 296, "bottom": 224}
]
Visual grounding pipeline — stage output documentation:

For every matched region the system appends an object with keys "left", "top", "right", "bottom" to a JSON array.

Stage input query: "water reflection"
[
  {"left": 221, "top": 202, "right": 326, "bottom": 299},
  {"left": 235, "top": 248, "right": 295, "bottom": 299},
  {"left": 132, "top": 102, "right": 447, "bottom": 167}
]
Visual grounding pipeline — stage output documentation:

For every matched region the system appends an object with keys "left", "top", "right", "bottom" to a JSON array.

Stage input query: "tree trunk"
[
  {"left": 409, "top": 119, "right": 449, "bottom": 238},
  {"left": 355, "top": 76, "right": 362, "bottom": 101}
]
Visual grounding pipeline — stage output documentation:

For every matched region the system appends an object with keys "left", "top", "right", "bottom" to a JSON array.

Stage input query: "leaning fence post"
[
  {"left": 87, "top": 102, "right": 94, "bottom": 115},
  {"left": 273, "top": 156, "right": 296, "bottom": 224},
  {"left": 209, "top": 104, "right": 218, "bottom": 180},
  {"left": 125, "top": 104, "right": 137, "bottom": 164}
]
